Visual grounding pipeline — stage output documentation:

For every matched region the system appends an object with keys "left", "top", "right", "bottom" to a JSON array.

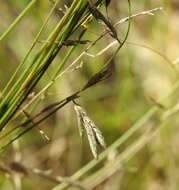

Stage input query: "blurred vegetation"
[{"left": 0, "top": 0, "right": 179, "bottom": 190}]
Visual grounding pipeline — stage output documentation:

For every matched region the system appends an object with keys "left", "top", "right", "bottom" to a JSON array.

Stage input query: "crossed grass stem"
[
  {"left": 0, "top": 0, "right": 105, "bottom": 130},
  {"left": 0, "top": 4, "right": 131, "bottom": 153},
  {"left": 12, "top": 6, "right": 164, "bottom": 125},
  {"left": 0, "top": 0, "right": 80, "bottom": 125},
  {"left": 0, "top": 0, "right": 127, "bottom": 152},
  {"left": 0, "top": 61, "right": 114, "bottom": 152}
]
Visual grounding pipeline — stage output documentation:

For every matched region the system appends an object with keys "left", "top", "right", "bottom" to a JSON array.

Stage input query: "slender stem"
[
  {"left": 1, "top": 0, "right": 61, "bottom": 97},
  {"left": 16, "top": 6, "right": 163, "bottom": 120},
  {"left": 0, "top": 0, "right": 37, "bottom": 41},
  {"left": 0, "top": 0, "right": 89, "bottom": 129}
]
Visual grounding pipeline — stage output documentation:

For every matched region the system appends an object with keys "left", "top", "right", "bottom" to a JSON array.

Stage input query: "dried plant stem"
[
  {"left": 114, "top": 7, "right": 163, "bottom": 26},
  {"left": 0, "top": 161, "right": 87, "bottom": 190},
  {"left": 32, "top": 168, "right": 87, "bottom": 190},
  {"left": 86, "top": 40, "right": 175, "bottom": 72}
]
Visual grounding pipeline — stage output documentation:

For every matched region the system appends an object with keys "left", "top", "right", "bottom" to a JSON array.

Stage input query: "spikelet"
[
  {"left": 74, "top": 104, "right": 85, "bottom": 138},
  {"left": 83, "top": 63, "right": 113, "bottom": 90},
  {"left": 74, "top": 103, "right": 106, "bottom": 159}
]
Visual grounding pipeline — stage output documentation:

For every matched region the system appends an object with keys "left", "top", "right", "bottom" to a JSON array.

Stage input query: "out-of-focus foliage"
[{"left": 0, "top": 0, "right": 179, "bottom": 190}]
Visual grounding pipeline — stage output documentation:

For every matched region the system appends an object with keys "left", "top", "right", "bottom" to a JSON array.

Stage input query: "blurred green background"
[{"left": 1, "top": 0, "right": 179, "bottom": 190}]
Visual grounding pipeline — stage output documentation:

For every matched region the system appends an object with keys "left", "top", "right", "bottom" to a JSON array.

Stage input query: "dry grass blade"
[
  {"left": 63, "top": 40, "right": 91, "bottom": 46},
  {"left": 73, "top": 103, "right": 106, "bottom": 159},
  {"left": 88, "top": 0, "right": 120, "bottom": 43},
  {"left": 38, "top": 40, "right": 91, "bottom": 46},
  {"left": 83, "top": 63, "right": 113, "bottom": 90}
]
